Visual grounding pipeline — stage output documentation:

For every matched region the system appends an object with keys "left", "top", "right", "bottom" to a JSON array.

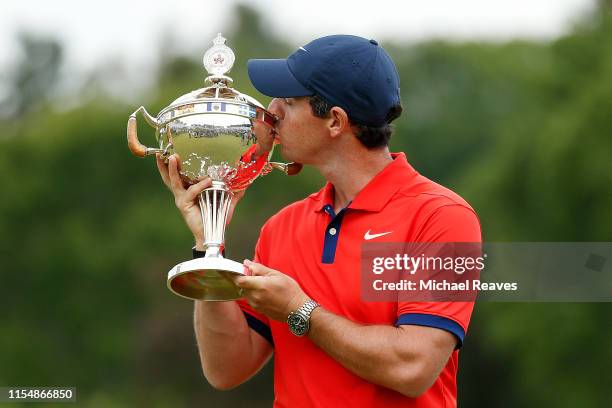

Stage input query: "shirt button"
[{"left": 329, "top": 228, "right": 337, "bottom": 236}]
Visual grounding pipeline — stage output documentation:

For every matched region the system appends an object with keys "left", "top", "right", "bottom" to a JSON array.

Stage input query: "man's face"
[{"left": 267, "top": 96, "right": 328, "bottom": 164}]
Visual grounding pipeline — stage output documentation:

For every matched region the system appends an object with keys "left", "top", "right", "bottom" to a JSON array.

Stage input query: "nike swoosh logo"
[
  {"left": 364, "top": 230, "right": 393, "bottom": 240},
  {"left": 299, "top": 46, "right": 308, "bottom": 52}
]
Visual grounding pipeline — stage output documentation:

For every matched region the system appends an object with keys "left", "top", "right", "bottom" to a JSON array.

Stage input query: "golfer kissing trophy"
[{"left": 126, "top": 33, "right": 301, "bottom": 301}]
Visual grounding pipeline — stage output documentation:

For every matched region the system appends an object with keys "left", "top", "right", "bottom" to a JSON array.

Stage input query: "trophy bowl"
[{"left": 126, "top": 33, "right": 301, "bottom": 301}]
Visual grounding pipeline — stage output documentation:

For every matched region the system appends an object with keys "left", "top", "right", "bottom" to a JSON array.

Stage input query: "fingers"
[
  {"left": 167, "top": 155, "right": 185, "bottom": 192},
  {"left": 230, "top": 261, "right": 276, "bottom": 289},
  {"left": 185, "top": 177, "right": 212, "bottom": 201},
  {"left": 231, "top": 275, "right": 266, "bottom": 290},
  {"left": 244, "top": 260, "right": 274, "bottom": 277},
  {"left": 156, "top": 153, "right": 171, "bottom": 188}
]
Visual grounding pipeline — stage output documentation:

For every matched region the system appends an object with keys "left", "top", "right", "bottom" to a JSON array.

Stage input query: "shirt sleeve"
[
  {"left": 236, "top": 225, "right": 274, "bottom": 346},
  {"left": 396, "top": 204, "right": 482, "bottom": 349}
]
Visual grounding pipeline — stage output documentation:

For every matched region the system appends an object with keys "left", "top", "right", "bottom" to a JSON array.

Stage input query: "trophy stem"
[{"left": 199, "top": 181, "right": 233, "bottom": 257}]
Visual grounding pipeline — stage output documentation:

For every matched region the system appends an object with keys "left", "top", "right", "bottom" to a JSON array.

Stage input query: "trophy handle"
[
  {"left": 127, "top": 106, "right": 164, "bottom": 157},
  {"left": 269, "top": 161, "right": 303, "bottom": 175}
]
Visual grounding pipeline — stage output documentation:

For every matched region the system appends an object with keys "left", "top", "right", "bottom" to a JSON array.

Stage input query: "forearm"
[
  {"left": 230, "top": 261, "right": 455, "bottom": 396},
  {"left": 307, "top": 308, "right": 434, "bottom": 397},
  {"left": 193, "top": 301, "right": 270, "bottom": 389}
]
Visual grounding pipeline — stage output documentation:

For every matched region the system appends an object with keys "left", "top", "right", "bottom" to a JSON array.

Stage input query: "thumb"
[
  {"left": 185, "top": 177, "right": 212, "bottom": 201},
  {"left": 244, "top": 259, "right": 275, "bottom": 277}
]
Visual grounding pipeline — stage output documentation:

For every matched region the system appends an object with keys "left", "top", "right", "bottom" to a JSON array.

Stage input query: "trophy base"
[{"left": 167, "top": 257, "right": 245, "bottom": 301}]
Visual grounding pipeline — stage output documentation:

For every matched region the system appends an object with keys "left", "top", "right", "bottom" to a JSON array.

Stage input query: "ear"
[{"left": 327, "top": 106, "right": 350, "bottom": 139}]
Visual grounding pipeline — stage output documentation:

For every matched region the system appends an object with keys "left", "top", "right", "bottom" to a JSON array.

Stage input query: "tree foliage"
[{"left": 1, "top": 4, "right": 610, "bottom": 407}]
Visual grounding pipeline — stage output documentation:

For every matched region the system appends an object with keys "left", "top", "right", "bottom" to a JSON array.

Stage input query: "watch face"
[{"left": 288, "top": 313, "right": 308, "bottom": 336}]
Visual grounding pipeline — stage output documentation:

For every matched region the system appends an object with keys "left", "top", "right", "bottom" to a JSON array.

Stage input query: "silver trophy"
[{"left": 126, "top": 33, "right": 301, "bottom": 301}]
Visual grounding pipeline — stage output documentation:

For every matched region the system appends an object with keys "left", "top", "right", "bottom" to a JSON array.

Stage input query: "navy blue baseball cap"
[{"left": 247, "top": 35, "right": 401, "bottom": 127}]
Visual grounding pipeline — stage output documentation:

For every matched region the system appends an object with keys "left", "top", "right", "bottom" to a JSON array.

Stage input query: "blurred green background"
[{"left": 1, "top": 3, "right": 611, "bottom": 407}]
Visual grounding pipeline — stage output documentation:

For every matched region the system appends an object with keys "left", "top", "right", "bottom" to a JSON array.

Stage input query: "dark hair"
[{"left": 308, "top": 94, "right": 402, "bottom": 149}]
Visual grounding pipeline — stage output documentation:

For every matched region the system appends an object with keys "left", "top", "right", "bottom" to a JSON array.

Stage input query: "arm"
[
  {"left": 233, "top": 261, "right": 457, "bottom": 398},
  {"left": 156, "top": 154, "right": 272, "bottom": 389},
  {"left": 307, "top": 307, "right": 455, "bottom": 397},
  {"left": 193, "top": 301, "right": 273, "bottom": 390}
]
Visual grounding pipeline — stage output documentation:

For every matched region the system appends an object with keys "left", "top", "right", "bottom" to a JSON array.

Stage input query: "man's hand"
[
  {"left": 229, "top": 261, "right": 456, "bottom": 398},
  {"left": 231, "top": 260, "right": 309, "bottom": 322},
  {"left": 156, "top": 153, "right": 244, "bottom": 246}
]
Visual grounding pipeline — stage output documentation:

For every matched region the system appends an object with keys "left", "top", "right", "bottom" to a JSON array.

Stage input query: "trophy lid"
[{"left": 156, "top": 33, "right": 266, "bottom": 124}]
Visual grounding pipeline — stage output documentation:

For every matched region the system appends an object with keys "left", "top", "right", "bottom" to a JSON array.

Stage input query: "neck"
[{"left": 316, "top": 147, "right": 393, "bottom": 210}]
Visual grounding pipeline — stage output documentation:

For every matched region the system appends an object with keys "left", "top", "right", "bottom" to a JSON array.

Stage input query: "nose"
[{"left": 268, "top": 98, "right": 284, "bottom": 120}]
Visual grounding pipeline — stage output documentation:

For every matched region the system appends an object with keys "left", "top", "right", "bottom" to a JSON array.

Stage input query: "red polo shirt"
[{"left": 238, "top": 152, "right": 481, "bottom": 407}]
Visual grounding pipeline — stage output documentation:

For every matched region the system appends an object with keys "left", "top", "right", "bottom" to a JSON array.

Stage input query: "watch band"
[
  {"left": 296, "top": 299, "right": 320, "bottom": 318},
  {"left": 192, "top": 247, "right": 206, "bottom": 259}
]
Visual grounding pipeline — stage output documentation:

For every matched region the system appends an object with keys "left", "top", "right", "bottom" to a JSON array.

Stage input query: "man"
[{"left": 157, "top": 35, "right": 481, "bottom": 407}]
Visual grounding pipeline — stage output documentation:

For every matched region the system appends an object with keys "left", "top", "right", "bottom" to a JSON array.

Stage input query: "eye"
[{"left": 284, "top": 98, "right": 293, "bottom": 105}]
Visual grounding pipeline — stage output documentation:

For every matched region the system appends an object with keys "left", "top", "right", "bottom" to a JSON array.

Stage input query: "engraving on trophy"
[
  {"left": 176, "top": 104, "right": 195, "bottom": 115},
  {"left": 203, "top": 33, "right": 235, "bottom": 76}
]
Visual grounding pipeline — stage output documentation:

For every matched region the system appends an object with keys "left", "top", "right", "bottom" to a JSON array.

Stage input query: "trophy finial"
[
  {"left": 213, "top": 32, "right": 226, "bottom": 46},
  {"left": 203, "top": 32, "right": 235, "bottom": 77}
]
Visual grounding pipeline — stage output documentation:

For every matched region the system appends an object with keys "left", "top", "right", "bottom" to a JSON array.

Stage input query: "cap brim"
[{"left": 247, "top": 59, "right": 312, "bottom": 98}]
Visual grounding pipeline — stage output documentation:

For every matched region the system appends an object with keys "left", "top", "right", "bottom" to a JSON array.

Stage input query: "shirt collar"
[{"left": 310, "top": 152, "right": 418, "bottom": 213}]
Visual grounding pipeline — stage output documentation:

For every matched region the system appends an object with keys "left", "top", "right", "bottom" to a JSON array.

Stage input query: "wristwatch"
[{"left": 287, "top": 299, "right": 320, "bottom": 336}]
